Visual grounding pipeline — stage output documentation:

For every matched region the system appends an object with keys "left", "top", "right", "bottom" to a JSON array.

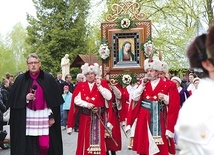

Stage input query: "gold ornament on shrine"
[
  {"left": 105, "top": 1, "right": 146, "bottom": 22},
  {"left": 101, "top": 0, "right": 151, "bottom": 79}
]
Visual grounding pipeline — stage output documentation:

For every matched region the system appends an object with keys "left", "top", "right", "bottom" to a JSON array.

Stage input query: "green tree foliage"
[
  {"left": 0, "top": 23, "right": 27, "bottom": 78},
  {"left": 95, "top": 0, "right": 214, "bottom": 73},
  {"left": 26, "top": 0, "right": 90, "bottom": 76},
  {"left": 86, "top": 1, "right": 105, "bottom": 56},
  {"left": 5, "top": 23, "right": 27, "bottom": 72},
  {"left": 138, "top": 0, "right": 212, "bottom": 70},
  {"left": 138, "top": 0, "right": 206, "bottom": 69},
  {"left": 206, "top": 0, "right": 214, "bottom": 24}
]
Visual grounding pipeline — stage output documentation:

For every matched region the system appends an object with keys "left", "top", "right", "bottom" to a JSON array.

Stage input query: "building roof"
[{"left": 70, "top": 54, "right": 102, "bottom": 67}]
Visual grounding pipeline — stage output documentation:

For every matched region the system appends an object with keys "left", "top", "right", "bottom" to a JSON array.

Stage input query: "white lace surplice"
[{"left": 26, "top": 107, "right": 51, "bottom": 136}]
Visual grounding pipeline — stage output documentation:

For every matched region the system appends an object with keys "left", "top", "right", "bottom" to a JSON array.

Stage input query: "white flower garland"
[
  {"left": 122, "top": 74, "right": 132, "bottom": 85},
  {"left": 98, "top": 44, "right": 110, "bottom": 60},
  {"left": 121, "top": 18, "right": 131, "bottom": 29}
]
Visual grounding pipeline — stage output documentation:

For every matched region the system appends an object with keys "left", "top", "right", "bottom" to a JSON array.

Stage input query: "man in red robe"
[
  {"left": 127, "top": 57, "right": 178, "bottom": 155},
  {"left": 105, "top": 83, "right": 123, "bottom": 155},
  {"left": 158, "top": 61, "right": 180, "bottom": 154},
  {"left": 67, "top": 63, "right": 112, "bottom": 155}
]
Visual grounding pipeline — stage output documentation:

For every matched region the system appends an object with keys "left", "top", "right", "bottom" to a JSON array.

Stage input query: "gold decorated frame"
[{"left": 101, "top": 20, "right": 151, "bottom": 78}]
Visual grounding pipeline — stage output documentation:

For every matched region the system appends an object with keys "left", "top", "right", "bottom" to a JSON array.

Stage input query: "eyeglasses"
[{"left": 27, "top": 61, "right": 40, "bottom": 65}]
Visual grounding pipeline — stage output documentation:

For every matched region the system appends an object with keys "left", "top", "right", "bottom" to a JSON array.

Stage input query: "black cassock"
[{"left": 8, "top": 70, "right": 64, "bottom": 155}]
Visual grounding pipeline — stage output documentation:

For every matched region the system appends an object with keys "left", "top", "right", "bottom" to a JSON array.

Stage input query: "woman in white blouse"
[{"left": 175, "top": 25, "right": 214, "bottom": 155}]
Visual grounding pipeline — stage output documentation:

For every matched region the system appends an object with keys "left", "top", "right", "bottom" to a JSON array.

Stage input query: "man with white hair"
[
  {"left": 127, "top": 57, "right": 179, "bottom": 155},
  {"left": 67, "top": 63, "right": 112, "bottom": 155},
  {"left": 76, "top": 73, "right": 86, "bottom": 83},
  {"left": 72, "top": 73, "right": 86, "bottom": 132}
]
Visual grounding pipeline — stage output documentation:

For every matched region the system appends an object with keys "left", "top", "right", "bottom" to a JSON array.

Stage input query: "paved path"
[
  {"left": 0, "top": 128, "right": 179, "bottom": 155},
  {"left": 0, "top": 127, "right": 135, "bottom": 155}
]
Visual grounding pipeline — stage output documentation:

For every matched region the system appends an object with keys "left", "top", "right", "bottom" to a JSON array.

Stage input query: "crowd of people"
[
  {"left": 0, "top": 73, "right": 13, "bottom": 149},
  {"left": 0, "top": 24, "right": 214, "bottom": 155}
]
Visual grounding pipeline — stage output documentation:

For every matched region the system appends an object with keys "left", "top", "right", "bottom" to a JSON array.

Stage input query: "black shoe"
[
  {"left": 0, "top": 143, "right": 10, "bottom": 149},
  {"left": 62, "top": 127, "right": 66, "bottom": 131},
  {"left": 128, "top": 146, "right": 132, "bottom": 150}
]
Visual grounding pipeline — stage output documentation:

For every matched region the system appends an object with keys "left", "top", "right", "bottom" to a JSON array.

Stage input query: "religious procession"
[{"left": 1, "top": 1, "right": 214, "bottom": 155}]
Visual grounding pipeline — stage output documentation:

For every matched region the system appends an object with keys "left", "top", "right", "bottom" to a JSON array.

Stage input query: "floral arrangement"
[
  {"left": 120, "top": 18, "right": 131, "bottom": 29},
  {"left": 116, "top": 15, "right": 136, "bottom": 30},
  {"left": 122, "top": 74, "right": 132, "bottom": 85},
  {"left": 98, "top": 43, "right": 110, "bottom": 61},
  {"left": 117, "top": 72, "right": 137, "bottom": 88},
  {"left": 141, "top": 39, "right": 156, "bottom": 58}
]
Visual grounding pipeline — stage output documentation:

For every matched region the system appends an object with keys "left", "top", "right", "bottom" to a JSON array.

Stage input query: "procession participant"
[
  {"left": 106, "top": 79, "right": 123, "bottom": 155},
  {"left": 171, "top": 76, "right": 190, "bottom": 107},
  {"left": 55, "top": 73, "right": 65, "bottom": 125},
  {"left": 8, "top": 53, "right": 64, "bottom": 155},
  {"left": 62, "top": 85, "right": 72, "bottom": 130},
  {"left": 55, "top": 73, "right": 64, "bottom": 94},
  {"left": 72, "top": 73, "right": 86, "bottom": 132},
  {"left": 0, "top": 89, "right": 7, "bottom": 149},
  {"left": 60, "top": 74, "right": 75, "bottom": 124},
  {"left": 171, "top": 76, "right": 189, "bottom": 144},
  {"left": 192, "top": 77, "right": 200, "bottom": 91},
  {"left": 121, "top": 79, "right": 139, "bottom": 150},
  {"left": 61, "top": 74, "right": 75, "bottom": 93},
  {"left": 180, "top": 75, "right": 188, "bottom": 89},
  {"left": 159, "top": 61, "right": 180, "bottom": 154},
  {"left": 75, "top": 73, "right": 86, "bottom": 84},
  {"left": 175, "top": 27, "right": 214, "bottom": 154},
  {"left": 60, "top": 74, "right": 75, "bottom": 125},
  {"left": 67, "top": 63, "right": 112, "bottom": 155},
  {"left": 128, "top": 57, "right": 176, "bottom": 155},
  {"left": 186, "top": 73, "right": 197, "bottom": 95}
]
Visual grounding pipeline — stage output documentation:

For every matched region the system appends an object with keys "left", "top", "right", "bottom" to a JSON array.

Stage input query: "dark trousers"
[
  {"left": 63, "top": 110, "right": 69, "bottom": 127},
  {"left": 74, "top": 109, "right": 81, "bottom": 131},
  {"left": 60, "top": 105, "right": 63, "bottom": 125},
  {"left": 25, "top": 136, "right": 49, "bottom": 155},
  {"left": 25, "top": 136, "right": 40, "bottom": 155},
  {"left": 106, "top": 151, "right": 116, "bottom": 155}
]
